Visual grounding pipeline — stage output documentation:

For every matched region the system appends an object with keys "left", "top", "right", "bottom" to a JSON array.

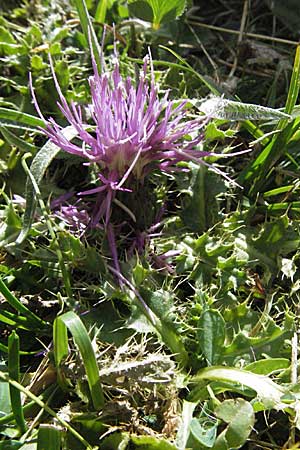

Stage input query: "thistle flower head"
[
  {"left": 30, "top": 39, "right": 216, "bottom": 282},
  {"left": 31, "top": 44, "right": 213, "bottom": 225}
]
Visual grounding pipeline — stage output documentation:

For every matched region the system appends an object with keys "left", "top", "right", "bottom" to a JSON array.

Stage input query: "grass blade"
[
  {"left": 238, "top": 45, "right": 300, "bottom": 194},
  {"left": 0, "top": 108, "right": 45, "bottom": 129},
  {"left": 0, "top": 309, "right": 42, "bottom": 330},
  {"left": 0, "top": 278, "right": 46, "bottom": 327},
  {"left": 53, "top": 316, "right": 69, "bottom": 389},
  {"left": 8, "top": 331, "right": 27, "bottom": 435},
  {"left": 95, "top": 0, "right": 108, "bottom": 23},
  {"left": 16, "top": 126, "right": 78, "bottom": 245},
  {"left": 72, "top": 0, "right": 102, "bottom": 70},
  {"left": 0, "top": 371, "right": 94, "bottom": 450},
  {"left": 54, "top": 311, "right": 104, "bottom": 410},
  {"left": 0, "top": 341, "right": 37, "bottom": 355},
  {"left": 0, "top": 126, "right": 37, "bottom": 153}
]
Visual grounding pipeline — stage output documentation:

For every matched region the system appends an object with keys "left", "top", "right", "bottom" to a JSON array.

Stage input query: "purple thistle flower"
[
  {"left": 29, "top": 40, "right": 225, "bottom": 282},
  {"left": 31, "top": 48, "right": 211, "bottom": 223}
]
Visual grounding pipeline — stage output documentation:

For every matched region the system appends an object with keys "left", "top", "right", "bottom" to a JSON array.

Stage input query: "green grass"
[{"left": 0, "top": 0, "right": 300, "bottom": 449}]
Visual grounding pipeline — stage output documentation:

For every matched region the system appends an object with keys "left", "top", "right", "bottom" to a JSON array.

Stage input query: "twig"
[
  {"left": 229, "top": 0, "right": 249, "bottom": 77},
  {"left": 186, "top": 19, "right": 299, "bottom": 46}
]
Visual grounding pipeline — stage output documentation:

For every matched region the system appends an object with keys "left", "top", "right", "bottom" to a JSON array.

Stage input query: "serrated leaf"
[
  {"left": 205, "top": 121, "right": 236, "bottom": 141},
  {"left": 181, "top": 164, "right": 224, "bottom": 233},
  {"left": 199, "top": 97, "right": 291, "bottom": 121}
]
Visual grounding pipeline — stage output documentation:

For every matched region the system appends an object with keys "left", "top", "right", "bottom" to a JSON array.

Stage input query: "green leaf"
[
  {"left": 0, "top": 126, "right": 37, "bottom": 153},
  {"left": 189, "top": 417, "right": 217, "bottom": 448},
  {"left": 191, "top": 366, "right": 287, "bottom": 410},
  {"left": 95, "top": 0, "right": 108, "bottom": 22},
  {"left": 37, "top": 425, "right": 61, "bottom": 450},
  {"left": 100, "top": 432, "right": 130, "bottom": 450},
  {"left": 214, "top": 398, "right": 254, "bottom": 449},
  {"left": 181, "top": 165, "right": 224, "bottom": 233},
  {"left": 0, "top": 27, "right": 24, "bottom": 56},
  {"left": 198, "top": 310, "right": 225, "bottom": 365},
  {"left": 72, "top": 0, "right": 102, "bottom": 69},
  {"left": 31, "top": 55, "right": 46, "bottom": 71},
  {"left": 128, "top": 0, "right": 186, "bottom": 28},
  {"left": 54, "top": 60, "right": 70, "bottom": 91},
  {"left": 0, "top": 278, "right": 46, "bottom": 328},
  {"left": 0, "top": 108, "right": 45, "bottom": 130},
  {"left": 244, "top": 358, "right": 290, "bottom": 375},
  {"left": 0, "top": 373, "right": 12, "bottom": 417},
  {"left": 8, "top": 332, "right": 26, "bottom": 435},
  {"left": 139, "top": 288, "right": 189, "bottom": 368},
  {"left": 0, "top": 202, "right": 22, "bottom": 247},
  {"left": 199, "top": 97, "right": 291, "bottom": 121},
  {"left": 176, "top": 401, "right": 197, "bottom": 450},
  {"left": 17, "top": 126, "right": 79, "bottom": 244},
  {"left": 130, "top": 434, "right": 177, "bottom": 449},
  {"left": 0, "top": 442, "right": 24, "bottom": 450},
  {"left": 53, "top": 311, "right": 104, "bottom": 410},
  {"left": 205, "top": 121, "right": 236, "bottom": 141}
]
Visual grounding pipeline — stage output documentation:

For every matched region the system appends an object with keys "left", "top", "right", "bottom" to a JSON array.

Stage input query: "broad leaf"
[
  {"left": 191, "top": 366, "right": 287, "bottom": 410},
  {"left": 214, "top": 398, "right": 254, "bottom": 449},
  {"left": 189, "top": 417, "right": 217, "bottom": 448},
  {"left": 198, "top": 309, "right": 225, "bottom": 365},
  {"left": 37, "top": 425, "right": 61, "bottom": 450},
  {"left": 128, "top": 0, "right": 186, "bottom": 28}
]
